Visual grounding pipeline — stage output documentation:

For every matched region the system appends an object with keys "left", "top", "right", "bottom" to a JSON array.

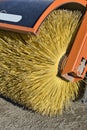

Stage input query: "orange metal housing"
[
  {"left": 62, "top": 11, "right": 87, "bottom": 82},
  {"left": 0, "top": 0, "right": 86, "bottom": 33}
]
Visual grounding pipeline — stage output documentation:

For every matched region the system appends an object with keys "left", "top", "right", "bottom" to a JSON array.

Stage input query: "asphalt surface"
[{"left": 0, "top": 97, "right": 87, "bottom": 130}]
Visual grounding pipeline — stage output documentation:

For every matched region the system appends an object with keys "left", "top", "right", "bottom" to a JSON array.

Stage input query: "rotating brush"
[{"left": 0, "top": 0, "right": 87, "bottom": 116}]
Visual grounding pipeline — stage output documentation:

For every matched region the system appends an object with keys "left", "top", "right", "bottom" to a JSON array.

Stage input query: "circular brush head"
[{"left": 0, "top": 10, "right": 82, "bottom": 116}]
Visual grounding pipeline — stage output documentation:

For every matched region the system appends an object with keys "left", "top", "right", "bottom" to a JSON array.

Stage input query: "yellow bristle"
[{"left": 0, "top": 10, "right": 82, "bottom": 116}]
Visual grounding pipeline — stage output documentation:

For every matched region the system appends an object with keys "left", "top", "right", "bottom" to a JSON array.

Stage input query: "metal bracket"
[{"left": 62, "top": 11, "right": 87, "bottom": 82}]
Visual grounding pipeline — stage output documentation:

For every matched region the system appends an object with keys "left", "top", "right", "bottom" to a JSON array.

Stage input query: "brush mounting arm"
[{"left": 61, "top": 11, "right": 87, "bottom": 82}]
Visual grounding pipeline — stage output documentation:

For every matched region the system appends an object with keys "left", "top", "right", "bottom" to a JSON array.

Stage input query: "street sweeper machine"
[{"left": 0, "top": 0, "right": 87, "bottom": 116}]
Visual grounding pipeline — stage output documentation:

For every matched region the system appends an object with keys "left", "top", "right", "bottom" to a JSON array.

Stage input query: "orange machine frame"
[
  {"left": 62, "top": 11, "right": 87, "bottom": 82},
  {"left": 0, "top": 0, "right": 86, "bottom": 33}
]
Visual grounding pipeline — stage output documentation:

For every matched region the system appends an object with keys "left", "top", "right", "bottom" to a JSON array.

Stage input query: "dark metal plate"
[{"left": 0, "top": 0, "right": 53, "bottom": 28}]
